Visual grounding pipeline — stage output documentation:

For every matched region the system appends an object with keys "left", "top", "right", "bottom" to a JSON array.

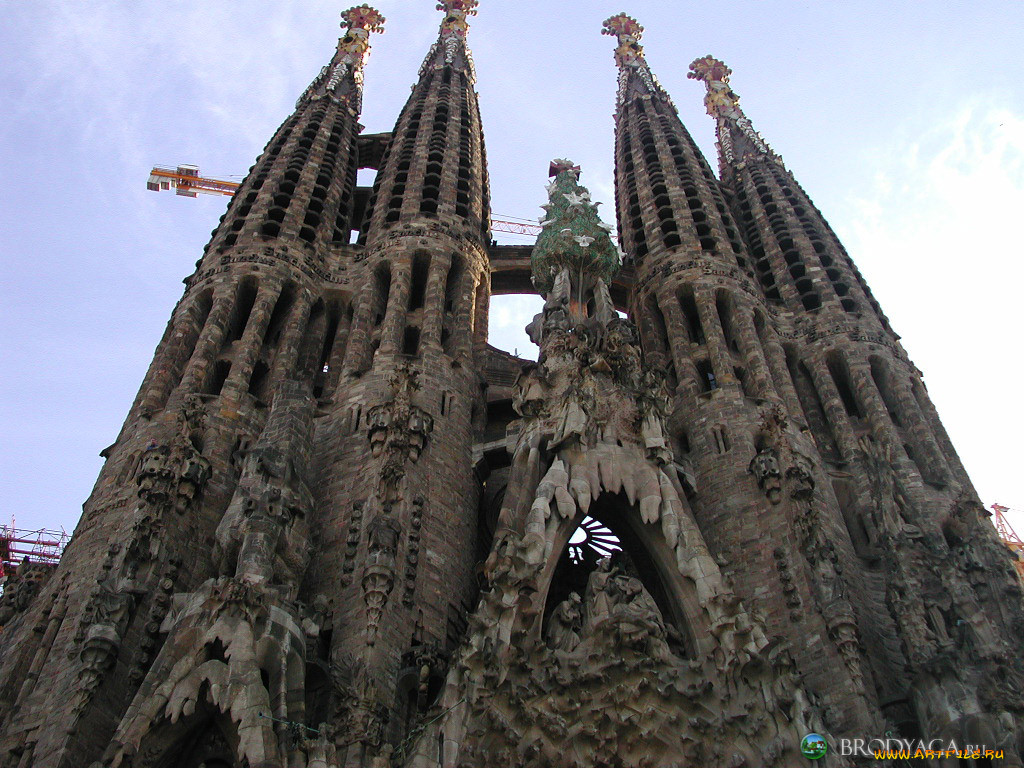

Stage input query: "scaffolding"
[
  {"left": 0, "top": 523, "right": 69, "bottom": 595},
  {"left": 991, "top": 503, "right": 1024, "bottom": 582}
]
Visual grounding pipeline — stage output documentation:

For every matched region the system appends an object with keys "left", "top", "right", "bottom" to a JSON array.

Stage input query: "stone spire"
[
  {"left": 419, "top": 0, "right": 480, "bottom": 81},
  {"left": 687, "top": 55, "right": 778, "bottom": 166},
  {"left": 296, "top": 4, "right": 386, "bottom": 112},
  {"left": 601, "top": 13, "right": 674, "bottom": 114}
]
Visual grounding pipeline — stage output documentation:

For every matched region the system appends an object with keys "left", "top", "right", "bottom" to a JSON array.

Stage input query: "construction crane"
[
  {"left": 0, "top": 522, "right": 69, "bottom": 594},
  {"left": 991, "top": 503, "right": 1024, "bottom": 581},
  {"left": 148, "top": 165, "right": 542, "bottom": 236},
  {"left": 147, "top": 165, "right": 241, "bottom": 197}
]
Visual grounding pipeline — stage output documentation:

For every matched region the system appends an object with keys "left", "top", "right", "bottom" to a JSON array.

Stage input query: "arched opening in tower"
[
  {"left": 542, "top": 492, "right": 695, "bottom": 659},
  {"left": 143, "top": 702, "right": 241, "bottom": 768}
]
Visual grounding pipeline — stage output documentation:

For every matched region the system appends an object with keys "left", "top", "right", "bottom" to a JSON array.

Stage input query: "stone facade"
[{"left": 1, "top": 5, "right": 1022, "bottom": 768}]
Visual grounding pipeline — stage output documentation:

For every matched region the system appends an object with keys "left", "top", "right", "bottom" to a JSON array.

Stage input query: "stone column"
[
  {"left": 805, "top": 356, "right": 859, "bottom": 462},
  {"left": 890, "top": 375, "right": 951, "bottom": 484},
  {"left": 733, "top": 308, "right": 773, "bottom": 400},
  {"left": 759, "top": 328, "right": 804, "bottom": 420},
  {"left": 420, "top": 254, "right": 451, "bottom": 350},
  {"left": 379, "top": 266, "right": 411, "bottom": 356},
  {"left": 323, "top": 306, "right": 353, "bottom": 394},
  {"left": 453, "top": 266, "right": 476, "bottom": 361},
  {"left": 138, "top": 298, "right": 208, "bottom": 416},
  {"left": 694, "top": 287, "right": 733, "bottom": 387},
  {"left": 341, "top": 289, "right": 375, "bottom": 377},
  {"left": 175, "top": 289, "right": 235, "bottom": 397},
  {"left": 472, "top": 273, "right": 489, "bottom": 362},
  {"left": 848, "top": 358, "right": 904, "bottom": 461},
  {"left": 658, "top": 293, "right": 699, "bottom": 393},
  {"left": 270, "top": 290, "right": 314, "bottom": 390},
  {"left": 222, "top": 286, "right": 280, "bottom": 401}
]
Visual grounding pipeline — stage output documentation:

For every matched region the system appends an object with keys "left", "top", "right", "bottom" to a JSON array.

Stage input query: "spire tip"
[{"left": 602, "top": 13, "right": 645, "bottom": 67}]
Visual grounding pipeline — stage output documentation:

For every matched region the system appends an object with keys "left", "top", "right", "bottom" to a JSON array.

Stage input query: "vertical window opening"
[
  {"left": 869, "top": 357, "right": 902, "bottom": 426},
  {"left": 697, "top": 359, "right": 717, "bottom": 392},
  {"left": 248, "top": 361, "right": 270, "bottom": 400},
  {"left": 228, "top": 281, "right": 258, "bottom": 342},
  {"left": 207, "top": 360, "right": 231, "bottom": 396},
  {"left": 263, "top": 284, "right": 295, "bottom": 347},
  {"left": 408, "top": 253, "right": 430, "bottom": 311},
  {"left": 677, "top": 429, "right": 691, "bottom": 454},
  {"left": 716, "top": 291, "right": 737, "bottom": 352},
  {"left": 827, "top": 353, "right": 863, "bottom": 419},
  {"left": 373, "top": 265, "right": 391, "bottom": 327},
  {"left": 442, "top": 256, "right": 463, "bottom": 354},
  {"left": 402, "top": 327, "right": 421, "bottom": 356},
  {"left": 645, "top": 295, "right": 669, "bottom": 353},
  {"left": 713, "top": 425, "right": 730, "bottom": 454},
  {"left": 678, "top": 287, "right": 705, "bottom": 345}
]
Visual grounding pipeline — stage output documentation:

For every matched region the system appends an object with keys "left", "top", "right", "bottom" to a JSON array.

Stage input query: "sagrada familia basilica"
[{"left": 1, "top": 3, "right": 1022, "bottom": 766}]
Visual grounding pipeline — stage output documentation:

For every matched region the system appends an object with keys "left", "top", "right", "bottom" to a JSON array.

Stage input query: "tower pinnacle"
[
  {"left": 296, "top": 4, "right": 385, "bottom": 111},
  {"left": 601, "top": 13, "right": 673, "bottom": 111},
  {"left": 687, "top": 55, "right": 777, "bottom": 165},
  {"left": 419, "top": 0, "right": 479, "bottom": 78}
]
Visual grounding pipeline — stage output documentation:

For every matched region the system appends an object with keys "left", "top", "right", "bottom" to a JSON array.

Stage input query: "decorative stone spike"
[{"left": 686, "top": 54, "right": 777, "bottom": 163}]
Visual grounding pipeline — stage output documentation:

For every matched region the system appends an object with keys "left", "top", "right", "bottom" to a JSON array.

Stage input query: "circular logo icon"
[{"left": 800, "top": 733, "right": 828, "bottom": 760}]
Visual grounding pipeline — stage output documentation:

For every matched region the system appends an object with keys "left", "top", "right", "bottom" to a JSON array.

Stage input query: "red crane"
[
  {"left": 147, "top": 165, "right": 541, "bottom": 236},
  {"left": 991, "top": 503, "right": 1024, "bottom": 581}
]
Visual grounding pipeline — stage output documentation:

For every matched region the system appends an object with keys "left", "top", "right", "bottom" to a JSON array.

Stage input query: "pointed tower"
[
  {"left": 306, "top": 0, "right": 493, "bottom": 757},
  {"left": 684, "top": 54, "right": 1024, "bottom": 747},
  {"left": 0, "top": 8, "right": 387, "bottom": 767},
  {"left": 3, "top": 8, "right": 1024, "bottom": 768}
]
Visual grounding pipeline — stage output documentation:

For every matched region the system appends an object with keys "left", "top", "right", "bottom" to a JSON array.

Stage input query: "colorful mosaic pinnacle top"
[
  {"left": 602, "top": 13, "right": 645, "bottom": 67},
  {"left": 438, "top": 0, "right": 479, "bottom": 38},
  {"left": 687, "top": 55, "right": 742, "bottom": 120},
  {"left": 336, "top": 5, "right": 385, "bottom": 67},
  {"left": 532, "top": 161, "right": 620, "bottom": 295},
  {"left": 687, "top": 54, "right": 776, "bottom": 163},
  {"left": 342, "top": 4, "right": 386, "bottom": 34}
]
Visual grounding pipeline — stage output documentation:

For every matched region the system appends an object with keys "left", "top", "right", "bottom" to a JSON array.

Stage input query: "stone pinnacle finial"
[
  {"left": 687, "top": 54, "right": 777, "bottom": 164},
  {"left": 687, "top": 55, "right": 741, "bottom": 121},
  {"left": 296, "top": 5, "right": 385, "bottom": 109},
  {"left": 336, "top": 4, "right": 386, "bottom": 71},
  {"left": 418, "top": 0, "right": 479, "bottom": 79},
  {"left": 602, "top": 13, "right": 645, "bottom": 68},
  {"left": 437, "top": 0, "right": 479, "bottom": 38},
  {"left": 602, "top": 13, "right": 673, "bottom": 112}
]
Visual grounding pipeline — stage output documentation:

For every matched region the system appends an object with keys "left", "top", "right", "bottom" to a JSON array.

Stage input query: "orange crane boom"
[
  {"left": 147, "top": 165, "right": 241, "bottom": 197},
  {"left": 147, "top": 165, "right": 541, "bottom": 235}
]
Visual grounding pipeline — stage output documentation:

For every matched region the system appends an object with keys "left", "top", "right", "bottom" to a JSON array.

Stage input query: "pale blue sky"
[{"left": 2, "top": 1, "right": 1022, "bottom": 537}]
